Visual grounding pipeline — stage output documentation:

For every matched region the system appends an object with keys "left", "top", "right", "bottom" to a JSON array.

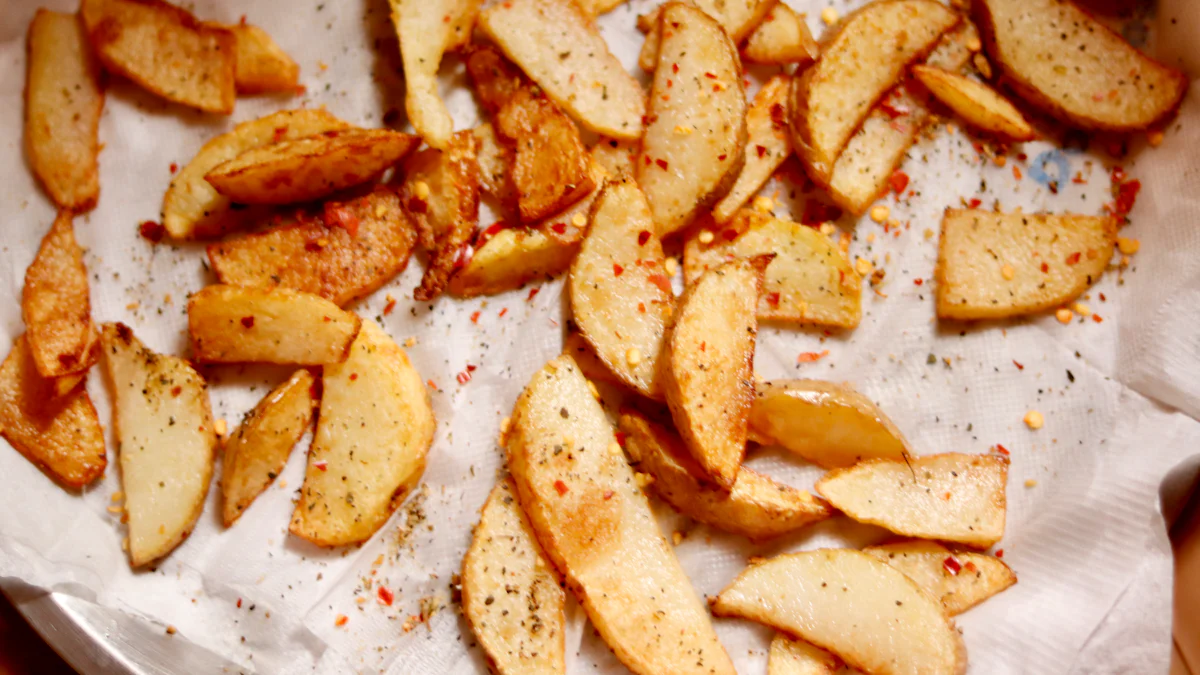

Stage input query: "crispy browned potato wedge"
[
  {"left": 573, "top": 0, "right": 627, "bottom": 18},
  {"left": 25, "top": 10, "right": 104, "bottom": 211},
  {"left": 973, "top": 0, "right": 1187, "bottom": 131},
  {"left": 742, "top": 4, "right": 818, "bottom": 66},
  {"left": 473, "top": 123, "right": 519, "bottom": 211},
  {"left": 864, "top": 540, "right": 1017, "bottom": 615},
  {"left": 913, "top": 65, "right": 1034, "bottom": 141},
  {"left": 221, "top": 369, "right": 316, "bottom": 527},
  {"left": 82, "top": 0, "right": 235, "bottom": 114},
  {"left": 817, "top": 453, "right": 1009, "bottom": 548},
  {"left": 638, "top": 0, "right": 777, "bottom": 71},
  {"left": 22, "top": 212, "right": 97, "bottom": 381},
  {"left": 462, "top": 478, "right": 565, "bottom": 674},
  {"left": 223, "top": 22, "right": 299, "bottom": 94},
  {"left": 590, "top": 138, "right": 637, "bottom": 179},
  {"left": 290, "top": 321, "right": 434, "bottom": 547},
  {"left": 639, "top": 2, "right": 747, "bottom": 236},
  {"left": 935, "top": 209, "right": 1116, "bottom": 320},
  {"left": 712, "top": 75, "right": 791, "bottom": 223},
  {"left": 769, "top": 635, "right": 863, "bottom": 675},
  {"left": 464, "top": 44, "right": 526, "bottom": 115},
  {"left": 0, "top": 335, "right": 105, "bottom": 488}
]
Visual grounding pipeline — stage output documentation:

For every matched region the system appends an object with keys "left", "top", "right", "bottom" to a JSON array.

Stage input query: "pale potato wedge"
[
  {"left": 506, "top": 355, "right": 735, "bottom": 675},
  {"left": 224, "top": 23, "right": 300, "bottom": 94},
  {"left": 290, "top": 321, "right": 435, "bottom": 547},
  {"left": 0, "top": 335, "right": 105, "bottom": 488},
  {"left": 638, "top": 2, "right": 747, "bottom": 236},
  {"left": 663, "top": 255, "right": 769, "bottom": 490},
  {"left": 462, "top": 478, "right": 565, "bottom": 675},
  {"left": 101, "top": 323, "right": 217, "bottom": 567},
  {"left": 864, "top": 540, "right": 1017, "bottom": 615},
  {"left": 935, "top": 209, "right": 1116, "bottom": 320},
  {"left": 713, "top": 550, "right": 967, "bottom": 675},
  {"left": 748, "top": 380, "right": 910, "bottom": 469},
  {"left": 205, "top": 129, "right": 419, "bottom": 205},
  {"left": 590, "top": 138, "right": 636, "bottom": 179},
  {"left": 163, "top": 109, "right": 351, "bottom": 239},
  {"left": 478, "top": 0, "right": 645, "bottom": 140},
  {"left": 742, "top": 4, "right": 818, "bottom": 66},
  {"left": 22, "top": 212, "right": 98, "bottom": 380},
  {"left": 25, "top": 10, "right": 104, "bottom": 211},
  {"left": 789, "top": 0, "right": 959, "bottom": 184},
  {"left": 473, "top": 123, "right": 518, "bottom": 211},
  {"left": 712, "top": 75, "right": 791, "bottom": 224},
  {"left": 816, "top": 453, "right": 1009, "bottom": 548},
  {"left": 569, "top": 180, "right": 672, "bottom": 398},
  {"left": 562, "top": 329, "right": 620, "bottom": 385},
  {"left": 973, "top": 0, "right": 1187, "bottom": 131},
  {"left": 637, "top": 0, "right": 778, "bottom": 71},
  {"left": 221, "top": 369, "right": 316, "bottom": 527},
  {"left": 769, "top": 635, "right": 862, "bottom": 675},
  {"left": 620, "top": 411, "right": 832, "bottom": 540},
  {"left": 684, "top": 212, "right": 861, "bottom": 328},
  {"left": 913, "top": 65, "right": 1034, "bottom": 141},
  {"left": 187, "top": 285, "right": 361, "bottom": 365}
]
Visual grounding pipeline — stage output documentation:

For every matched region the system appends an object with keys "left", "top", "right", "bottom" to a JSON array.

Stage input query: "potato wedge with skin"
[
  {"left": 639, "top": 3, "right": 747, "bottom": 236},
  {"left": 187, "top": 285, "right": 361, "bottom": 365},
  {"left": 864, "top": 540, "right": 1017, "bottom": 615},
  {"left": 742, "top": 5, "right": 818, "bottom": 66},
  {"left": 712, "top": 76, "right": 792, "bottom": 224},
  {"left": 290, "top": 321, "right": 435, "bottom": 547},
  {"left": 462, "top": 478, "right": 565, "bottom": 674},
  {"left": 25, "top": 10, "right": 104, "bottom": 211},
  {"left": 101, "top": 323, "right": 217, "bottom": 567},
  {"left": 713, "top": 550, "right": 967, "bottom": 675},
  {"left": 913, "top": 65, "right": 1034, "bottom": 141},
  {"left": 463, "top": 44, "right": 526, "bottom": 116},
  {"left": 224, "top": 23, "right": 300, "bottom": 94},
  {"left": 620, "top": 411, "right": 831, "bottom": 541},
  {"left": 935, "top": 209, "right": 1116, "bottom": 320},
  {"left": 770, "top": 636, "right": 863, "bottom": 675},
  {"left": 22, "top": 212, "right": 98, "bottom": 380},
  {"left": 221, "top": 369, "right": 316, "bottom": 527},
  {"left": 473, "top": 123, "right": 518, "bottom": 211},
  {"left": 637, "top": 0, "right": 778, "bottom": 72},
  {"left": 973, "top": 0, "right": 1187, "bottom": 131},
  {"left": 816, "top": 453, "right": 1009, "bottom": 548},
  {"left": 506, "top": 355, "right": 735, "bottom": 675}
]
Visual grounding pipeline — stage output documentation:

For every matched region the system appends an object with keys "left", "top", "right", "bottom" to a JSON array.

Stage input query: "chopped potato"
[
  {"left": 590, "top": 138, "right": 637, "bottom": 179},
  {"left": 22, "top": 212, "right": 98, "bottom": 380},
  {"left": 449, "top": 227, "right": 578, "bottom": 298},
  {"left": 473, "top": 123, "right": 518, "bottom": 211},
  {"left": 769, "top": 635, "right": 862, "bottom": 675},
  {"left": 224, "top": 23, "right": 299, "bottom": 94},
  {"left": 638, "top": 0, "right": 777, "bottom": 71},
  {"left": 463, "top": 44, "right": 526, "bottom": 115},
  {"left": 913, "top": 65, "right": 1034, "bottom": 141},
  {"left": 864, "top": 540, "right": 1017, "bottom": 615},
  {"left": 712, "top": 75, "right": 792, "bottom": 223},
  {"left": 573, "top": 0, "right": 627, "bottom": 18},
  {"left": 742, "top": 4, "right": 818, "bottom": 66},
  {"left": 562, "top": 330, "right": 620, "bottom": 385}
]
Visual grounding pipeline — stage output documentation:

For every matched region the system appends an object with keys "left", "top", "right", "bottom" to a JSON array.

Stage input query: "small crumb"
[
  {"left": 111, "top": 491, "right": 124, "bottom": 502},
  {"left": 1148, "top": 131, "right": 1164, "bottom": 147},
  {"left": 278, "top": 479, "right": 288, "bottom": 490},
  {"left": 1056, "top": 308, "right": 1073, "bottom": 324},
  {"left": 404, "top": 337, "right": 418, "bottom": 348},
  {"left": 1117, "top": 237, "right": 1140, "bottom": 255},
  {"left": 924, "top": 228, "right": 935, "bottom": 240},
  {"left": 126, "top": 302, "right": 139, "bottom": 311},
  {"left": 821, "top": 7, "right": 839, "bottom": 24},
  {"left": 355, "top": 597, "right": 367, "bottom": 605},
  {"left": 572, "top": 213, "right": 587, "bottom": 228},
  {"left": 672, "top": 531, "right": 683, "bottom": 546},
  {"left": 869, "top": 204, "right": 890, "bottom": 223},
  {"left": 866, "top": 232, "right": 876, "bottom": 244},
  {"left": 1024, "top": 410, "right": 1044, "bottom": 430},
  {"left": 819, "top": 222, "right": 836, "bottom": 236},
  {"left": 163, "top": 294, "right": 172, "bottom": 304},
  {"left": 1024, "top": 479, "right": 1038, "bottom": 488},
  {"left": 973, "top": 53, "right": 992, "bottom": 78},
  {"left": 625, "top": 347, "right": 642, "bottom": 366},
  {"left": 165, "top": 625, "right": 177, "bottom": 635},
  {"left": 664, "top": 257, "right": 679, "bottom": 276},
  {"left": 1001, "top": 264, "right": 1015, "bottom": 280},
  {"left": 214, "top": 419, "right": 227, "bottom": 438},
  {"left": 1072, "top": 302, "right": 1091, "bottom": 317},
  {"left": 855, "top": 257, "right": 873, "bottom": 276},
  {"left": 414, "top": 181, "right": 431, "bottom": 200},
  {"left": 698, "top": 230, "right": 714, "bottom": 244},
  {"left": 753, "top": 195, "right": 774, "bottom": 212}
]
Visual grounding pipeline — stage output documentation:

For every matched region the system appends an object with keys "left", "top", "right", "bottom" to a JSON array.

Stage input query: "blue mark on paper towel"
[{"left": 1029, "top": 150, "right": 1071, "bottom": 189}]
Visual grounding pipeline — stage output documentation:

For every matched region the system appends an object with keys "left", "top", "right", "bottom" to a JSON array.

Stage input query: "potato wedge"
[
  {"left": 935, "top": 209, "right": 1116, "bottom": 320},
  {"left": 473, "top": 123, "right": 518, "bottom": 211},
  {"left": 620, "top": 411, "right": 831, "bottom": 540},
  {"left": 713, "top": 550, "right": 967, "bottom": 675},
  {"left": 590, "top": 138, "right": 636, "bottom": 179},
  {"left": 638, "top": 0, "right": 777, "bottom": 72},
  {"left": 100, "top": 323, "right": 216, "bottom": 567},
  {"left": 769, "top": 635, "right": 862, "bottom": 675},
  {"left": 22, "top": 212, "right": 98, "bottom": 380},
  {"left": 478, "top": 0, "right": 645, "bottom": 140},
  {"left": 638, "top": 2, "right": 747, "bottom": 236},
  {"left": 789, "top": 0, "right": 959, "bottom": 184},
  {"left": 221, "top": 369, "right": 316, "bottom": 527},
  {"left": 816, "top": 453, "right": 1009, "bottom": 548},
  {"left": 506, "top": 355, "right": 735, "bottom": 675},
  {"left": 562, "top": 330, "right": 620, "bottom": 385},
  {"left": 864, "top": 540, "right": 1017, "bottom": 615},
  {"left": 574, "top": 0, "right": 626, "bottom": 18},
  {"left": 973, "top": 0, "right": 1187, "bottom": 131},
  {"left": 712, "top": 75, "right": 791, "bottom": 224},
  {"left": 25, "top": 10, "right": 104, "bottom": 211},
  {"left": 205, "top": 128, "right": 419, "bottom": 205},
  {"left": 742, "top": 4, "right": 818, "bottom": 66},
  {"left": 684, "top": 212, "right": 861, "bottom": 328},
  {"left": 462, "top": 478, "right": 565, "bottom": 674},
  {"left": 0, "top": 336, "right": 105, "bottom": 488},
  {"left": 224, "top": 23, "right": 300, "bottom": 94},
  {"left": 913, "top": 66, "right": 1034, "bottom": 141},
  {"left": 663, "top": 255, "right": 769, "bottom": 490},
  {"left": 82, "top": 0, "right": 235, "bottom": 114},
  {"left": 464, "top": 44, "right": 526, "bottom": 115},
  {"left": 290, "top": 320, "right": 435, "bottom": 546},
  {"left": 187, "top": 285, "right": 361, "bottom": 365},
  {"left": 748, "top": 380, "right": 910, "bottom": 469}
]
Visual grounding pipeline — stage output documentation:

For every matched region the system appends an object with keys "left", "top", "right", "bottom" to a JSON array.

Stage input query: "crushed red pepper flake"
[
  {"left": 889, "top": 170, "right": 910, "bottom": 195},
  {"left": 139, "top": 220, "right": 166, "bottom": 243},
  {"left": 797, "top": 350, "right": 829, "bottom": 363},
  {"left": 1013, "top": 360, "right": 1024, "bottom": 370},
  {"left": 637, "top": 230, "right": 651, "bottom": 246},
  {"left": 1065, "top": 252, "right": 1082, "bottom": 265},
  {"left": 656, "top": 158, "right": 669, "bottom": 170},
  {"left": 554, "top": 480, "right": 569, "bottom": 495},
  {"left": 942, "top": 556, "right": 962, "bottom": 575},
  {"left": 613, "top": 263, "right": 624, "bottom": 276},
  {"left": 993, "top": 443, "right": 1010, "bottom": 456},
  {"left": 470, "top": 311, "right": 481, "bottom": 324},
  {"left": 240, "top": 316, "right": 255, "bottom": 329},
  {"left": 527, "top": 287, "right": 540, "bottom": 302},
  {"left": 377, "top": 586, "right": 394, "bottom": 606}
]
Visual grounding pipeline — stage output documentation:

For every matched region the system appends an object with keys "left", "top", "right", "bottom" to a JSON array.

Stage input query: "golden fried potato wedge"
[
  {"left": 974, "top": 0, "right": 1187, "bottom": 131},
  {"left": 290, "top": 321, "right": 434, "bottom": 547},
  {"left": 101, "top": 322, "right": 216, "bottom": 566},
  {"left": 713, "top": 550, "right": 967, "bottom": 675},
  {"left": 639, "top": 3, "right": 747, "bottom": 236},
  {"left": 464, "top": 44, "right": 526, "bottom": 115},
  {"left": 22, "top": 212, "right": 97, "bottom": 380},
  {"left": 574, "top": 0, "right": 627, "bottom": 18},
  {"left": 221, "top": 369, "right": 316, "bottom": 527},
  {"left": 769, "top": 635, "right": 862, "bottom": 675},
  {"left": 590, "top": 138, "right": 637, "bottom": 179},
  {"left": 562, "top": 330, "right": 620, "bottom": 385},
  {"left": 742, "top": 4, "right": 818, "bottom": 66},
  {"left": 187, "top": 285, "right": 361, "bottom": 365},
  {"left": 473, "top": 123, "right": 518, "bottom": 211},
  {"left": 913, "top": 65, "right": 1034, "bottom": 141},
  {"left": 935, "top": 209, "right": 1116, "bottom": 320},
  {"left": 224, "top": 23, "right": 299, "bottom": 94},
  {"left": 462, "top": 478, "right": 565, "bottom": 675},
  {"left": 25, "top": 10, "right": 104, "bottom": 211},
  {"left": 712, "top": 75, "right": 791, "bottom": 224},
  {"left": 864, "top": 540, "right": 1017, "bottom": 615},
  {"left": 638, "top": 0, "right": 777, "bottom": 71},
  {"left": 816, "top": 453, "right": 1009, "bottom": 548}
]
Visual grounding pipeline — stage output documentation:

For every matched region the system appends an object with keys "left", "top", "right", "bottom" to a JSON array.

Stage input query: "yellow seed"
[
  {"left": 924, "top": 228, "right": 935, "bottom": 240},
  {"left": 1024, "top": 410, "right": 1044, "bottom": 430},
  {"left": 111, "top": 491, "right": 124, "bottom": 502},
  {"left": 214, "top": 419, "right": 227, "bottom": 437},
  {"left": 1001, "top": 264, "right": 1015, "bottom": 280},
  {"left": 625, "top": 347, "right": 642, "bottom": 366},
  {"left": 166, "top": 626, "right": 177, "bottom": 635},
  {"left": 107, "top": 505, "right": 123, "bottom": 514},
  {"left": 634, "top": 472, "right": 655, "bottom": 488},
  {"left": 869, "top": 205, "right": 890, "bottom": 223},
  {"left": 820, "top": 7, "right": 839, "bottom": 24},
  {"left": 855, "top": 257, "right": 873, "bottom": 276},
  {"left": 1117, "top": 237, "right": 1140, "bottom": 255},
  {"left": 819, "top": 222, "right": 836, "bottom": 236},
  {"left": 609, "top": 442, "right": 622, "bottom": 456},
  {"left": 966, "top": 36, "right": 982, "bottom": 52},
  {"left": 1073, "top": 302, "right": 1091, "bottom": 317},
  {"left": 404, "top": 336, "right": 417, "bottom": 348},
  {"left": 278, "top": 479, "right": 288, "bottom": 489},
  {"left": 1148, "top": 131, "right": 1164, "bottom": 147},
  {"left": 374, "top": 203, "right": 387, "bottom": 218},
  {"left": 973, "top": 53, "right": 992, "bottom": 79},
  {"left": 1055, "top": 308, "right": 1073, "bottom": 324},
  {"left": 672, "top": 531, "right": 683, "bottom": 546},
  {"left": 698, "top": 230, "right": 715, "bottom": 244},
  {"left": 414, "top": 181, "right": 430, "bottom": 200},
  {"left": 673, "top": 124, "right": 693, "bottom": 135},
  {"left": 993, "top": 155, "right": 1007, "bottom": 167},
  {"left": 587, "top": 379, "right": 600, "bottom": 399},
  {"left": 1025, "top": 479, "right": 1038, "bottom": 488},
  {"left": 664, "top": 257, "right": 679, "bottom": 276},
  {"left": 572, "top": 213, "right": 587, "bottom": 228},
  {"left": 752, "top": 195, "right": 774, "bottom": 212}
]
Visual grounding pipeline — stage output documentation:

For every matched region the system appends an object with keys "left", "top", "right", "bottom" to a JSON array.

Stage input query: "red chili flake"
[
  {"left": 637, "top": 230, "right": 651, "bottom": 246},
  {"left": 238, "top": 14, "right": 247, "bottom": 25},
  {"left": 551, "top": 222, "right": 567, "bottom": 234},
  {"left": 350, "top": 373, "right": 358, "bottom": 381},
  {"left": 377, "top": 587, "right": 395, "bottom": 606},
  {"left": 273, "top": 125, "right": 289, "bottom": 142},
  {"left": 602, "top": 490, "right": 614, "bottom": 500},
  {"left": 240, "top": 316, "right": 255, "bottom": 329},
  {"left": 304, "top": 239, "right": 324, "bottom": 252},
  {"left": 527, "top": 287, "right": 540, "bottom": 302},
  {"left": 913, "top": 278, "right": 924, "bottom": 286},
  {"left": 672, "top": 63, "right": 679, "bottom": 74},
  {"left": 499, "top": 308, "right": 508, "bottom": 317},
  {"left": 755, "top": 144, "right": 767, "bottom": 158},
  {"left": 456, "top": 368, "right": 473, "bottom": 384},
  {"left": 766, "top": 292, "right": 781, "bottom": 307},
  {"left": 1092, "top": 314, "right": 1103, "bottom": 323},
  {"left": 647, "top": 274, "right": 672, "bottom": 293},
  {"left": 769, "top": 103, "right": 787, "bottom": 127},
  {"left": 334, "top": 615, "right": 348, "bottom": 627},
  {"left": 942, "top": 556, "right": 962, "bottom": 575},
  {"left": 667, "top": 79, "right": 673, "bottom": 88},
  {"left": 1114, "top": 179, "right": 1141, "bottom": 216},
  {"left": 314, "top": 460, "right": 328, "bottom": 471},
  {"left": 1099, "top": 293, "right": 1107, "bottom": 302},
  {"left": 477, "top": 222, "right": 505, "bottom": 247},
  {"left": 170, "top": 386, "right": 182, "bottom": 397},
  {"left": 963, "top": 561, "right": 978, "bottom": 573},
  {"left": 1066, "top": 252, "right": 1082, "bottom": 265},
  {"left": 993, "top": 443, "right": 1010, "bottom": 456},
  {"left": 889, "top": 171, "right": 910, "bottom": 195},
  {"left": 1040, "top": 262, "right": 1050, "bottom": 273},
  {"left": 169, "top": 162, "right": 178, "bottom": 174},
  {"left": 797, "top": 351, "right": 828, "bottom": 363},
  {"left": 1011, "top": 360, "right": 1024, "bottom": 371},
  {"left": 554, "top": 480, "right": 569, "bottom": 496},
  {"left": 656, "top": 158, "right": 669, "bottom": 170},
  {"left": 613, "top": 263, "right": 624, "bottom": 276},
  {"left": 644, "top": 155, "right": 652, "bottom": 166},
  {"left": 995, "top": 549, "right": 1005, "bottom": 558},
  {"left": 879, "top": 100, "right": 906, "bottom": 119},
  {"left": 139, "top": 220, "right": 166, "bottom": 243},
  {"left": 383, "top": 297, "right": 397, "bottom": 315},
  {"left": 718, "top": 154, "right": 727, "bottom": 161},
  {"left": 1072, "top": 172, "right": 1087, "bottom": 184},
  {"left": 470, "top": 311, "right": 481, "bottom": 324},
  {"left": 637, "top": 302, "right": 646, "bottom": 313},
  {"left": 237, "top": 598, "right": 243, "bottom": 608},
  {"left": 704, "top": 71, "right": 718, "bottom": 79},
  {"left": 968, "top": 198, "right": 983, "bottom": 209}
]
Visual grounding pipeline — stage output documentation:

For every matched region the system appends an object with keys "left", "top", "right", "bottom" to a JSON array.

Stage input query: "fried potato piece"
[
  {"left": 223, "top": 23, "right": 299, "bottom": 94},
  {"left": 562, "top": 330, "right": 620, "bottom": 385},
  {"left": 973, "top": 0, "right": 1187, "bottom": 131},
  {"left": 713, "top": 550, "right": 967, "bottom": 675},
  {"left": 639, "top": 3, "right": 747, "bottom": 236},
  {"left": 25, "top": 10, "right": 104, "bottom": 211},
  {"left": 290, "top": 321, "right": 434, "bottom": 547},
  {"left": 769, "top": 635, "right": 863, "bottom": 675},
  {"left": 935, "top": 209, "right": 1116, "bottom": 320},
  {"left": 712, "top": 75, "right": 791, "bottom": 224},
  {"left": 590, "top": 138, "right": 636, "bottom": 179},
  {"left": 864, "top": 540, "right": 1017, "bottom": 615},
  {"left": 462, "top": 478, "right": 565, "bottom": 674},
  {"left": 816, "top": 453, "right": 1009, "bottom": 548},
  {"left": 464, "top": 44, "right": 526, "bottom": 115},
  {"left": 22, "top": 212, "right": 98, "bottom": 381},
  {"left": 473, "top": 123, "right": 518, "bottom": 211},
  {"left": 684, "top": 212, "right": 861, "bottom": 328},
  {"left": 742, "top": 4, "right": 818, "bottom": 66},
  {"left": 789, "top": 0, "right": 959, "bottom": 184},
  {"left": 205, "top": 129, "right": 419, "bottom": 205},
  {"left": 0, "top": 336, "right": 105, "bottom": 488},
  {"left": 101, "top": 322, "right": 216, "bottom": 566},
  {"left": 82, "top": 0, "right": 235, "bottom": 114},
  {"left": 478, "top": 0, "right": 645, "bottom": 140},
  {"left": 506, "top": 355, "right": 735, "bottom": 675},
  {"left": 637, "top": 0, "right": 777, "bottom": 71},
  {"left": 573, "top": 0, "right": 627, "bottom": 18},
  {"left": 221, "top": 369, "right": 316, "bottom": 526},
  {"left": 913, "top": 65, "right": 1034, "bottom": 141}
]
